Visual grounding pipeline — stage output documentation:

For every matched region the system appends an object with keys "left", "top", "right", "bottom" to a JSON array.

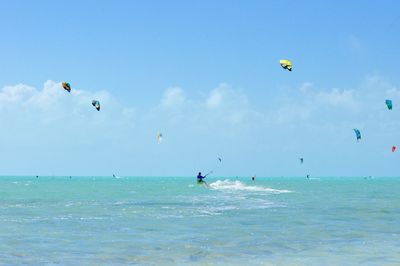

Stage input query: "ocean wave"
[{"left": 208, "top": 180, "right": 291, "bottom": 193}]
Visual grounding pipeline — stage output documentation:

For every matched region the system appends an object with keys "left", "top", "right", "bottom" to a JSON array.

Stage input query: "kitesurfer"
[
  {"left": 251, "top": 176, "right": 255, "bottom": 181},
  {"left": 197, "top": 172, "right": 205, "bottom": 182}
]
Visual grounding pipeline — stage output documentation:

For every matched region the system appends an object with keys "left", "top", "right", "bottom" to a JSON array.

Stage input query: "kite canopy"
[
  {"left": 62, "top": 82, "right": 71, "bottom": 93},
  {"left": 280, "top": 59, "right": 292, "bottom": 71},
  {"left": 300, "top": 158, "right": 304, "bottom": 164},
  {"left": 156, "top": 132, "right": 163, "bottom": 144},
  {"left": 392, "top": 146, "right": 396, "bottom": 152},
  {"left": 218, "top": 157, "right": 222, "bottom": 162},
  {"left": 354, "top": 129, "right": 361, "bottom": 141},
  {"left": 92, "top": 100, "right": 101, "bottom": 111},
  {"left": 386, "top": 99, "right": 393, "bottom": 110}
]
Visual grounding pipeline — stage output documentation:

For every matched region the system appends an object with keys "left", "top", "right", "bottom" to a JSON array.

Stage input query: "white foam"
[{"left": 208, "top": 179, "right": 291, "bottom": 193}]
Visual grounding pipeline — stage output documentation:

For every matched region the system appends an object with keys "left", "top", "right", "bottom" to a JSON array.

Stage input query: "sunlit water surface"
[{"left": 0, "top": 176, "right": 399, "bottom": 265}]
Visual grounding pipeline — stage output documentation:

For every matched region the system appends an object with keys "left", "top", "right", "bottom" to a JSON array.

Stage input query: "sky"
[{"left": 0, "top": 0, "right": 399, "bottom": 177}]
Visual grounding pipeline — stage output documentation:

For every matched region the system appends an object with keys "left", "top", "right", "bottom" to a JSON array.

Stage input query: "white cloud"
[
  {"left": 154, "top": 83, "right": 256, "bottom": 127},
  {"left": 0, "top": 80, "right": 132, "bottom": 128},
  {"left": 1, "top": 76, "right": 399, "bottom": 176},
  {"left": 0, "top": 84, "right": 36, "bottom": 106},
  {"left": 203, "top": 83, "right": 256, "bottom": 125},
  {"left": 273, "top": 104, "right": 312, "bottom": 124},
  {"left": 299, "top": 82, "right": 313, "bottom": 93},
  {"left": 161, "top": 87, "right": 186, "bottom": 108},
  {"left": 149, "top": 76, "right": 399, "bottom": 131},
  {"left": 206, "top": 83, "right": 248, "bottom": 109},
  {"left": 361, "top": 74, "right": 400, "bottom": 102},
  {"left": 206, "top": 88, "right": 223, "bottom": 108},
  {"left": 315, "top": 88, "right": 357, "bottom": 108},
  {"left": 0, "top": 80, "right": 116, "bottom": 111}
]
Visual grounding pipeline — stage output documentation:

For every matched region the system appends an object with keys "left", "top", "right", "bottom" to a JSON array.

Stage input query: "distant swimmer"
[
  {"left": 251, "top": 175, "right": 255, "bottom": 181},
  {"left": 36, "top": 175, "right": 38, "bottom": 178}
]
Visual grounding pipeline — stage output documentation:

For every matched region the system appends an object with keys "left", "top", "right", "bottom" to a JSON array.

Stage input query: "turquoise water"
[{"left": 0, "top": 176, "right": 399, "bottom": 265}]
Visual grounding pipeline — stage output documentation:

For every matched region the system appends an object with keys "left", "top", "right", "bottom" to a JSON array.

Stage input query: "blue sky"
[{"left": 0, "top": 1, "right": 399, "bottom": 177}]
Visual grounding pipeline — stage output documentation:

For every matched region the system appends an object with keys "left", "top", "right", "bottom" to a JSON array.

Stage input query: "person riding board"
[
  {"left": 197, "top": 172, "right": 205, "bottom": 183},
  {"left": 197, "top": 171, "right": 213, "bottom": 187}
]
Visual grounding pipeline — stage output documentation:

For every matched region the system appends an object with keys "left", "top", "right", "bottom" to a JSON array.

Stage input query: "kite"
[
  {"left": 354, "top": 129, "right": 361, "bottom": 141},
  {"left": 62, "top": 82, "right": 71, "bottom": 93},
  {"left": 92, "top": 100, "right": 101, "bottom": 111},
  {"left": 386, "top": 99, "right": 393, "bottom": 110},
  {"left": 280, "top": 59, "right": 292, "bottom": 71},
  {"left": 157, "top": 132, "right": 163, "bottom": 144}
]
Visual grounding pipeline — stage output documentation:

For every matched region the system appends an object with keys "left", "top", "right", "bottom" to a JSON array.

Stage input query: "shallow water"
[{"left": 0, "top": 176, "right": 399, "bottom": 265}]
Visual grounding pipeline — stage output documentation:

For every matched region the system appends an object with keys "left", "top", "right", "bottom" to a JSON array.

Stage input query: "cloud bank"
[{"left": 0, "top": 76, "right": 399, "bottom": 176}]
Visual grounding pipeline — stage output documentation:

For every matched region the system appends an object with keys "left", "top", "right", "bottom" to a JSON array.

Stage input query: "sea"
[{"left": 0, "top": 176, "right": 399, "bottom": 265}]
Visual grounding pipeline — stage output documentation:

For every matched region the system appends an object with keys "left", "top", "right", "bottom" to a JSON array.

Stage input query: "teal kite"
[
  {"left": 354, "top": 129, "right": 361, "bottom": 141},
  {"left": 386, "top": 99, "right": 393, "bottom": 110}
]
